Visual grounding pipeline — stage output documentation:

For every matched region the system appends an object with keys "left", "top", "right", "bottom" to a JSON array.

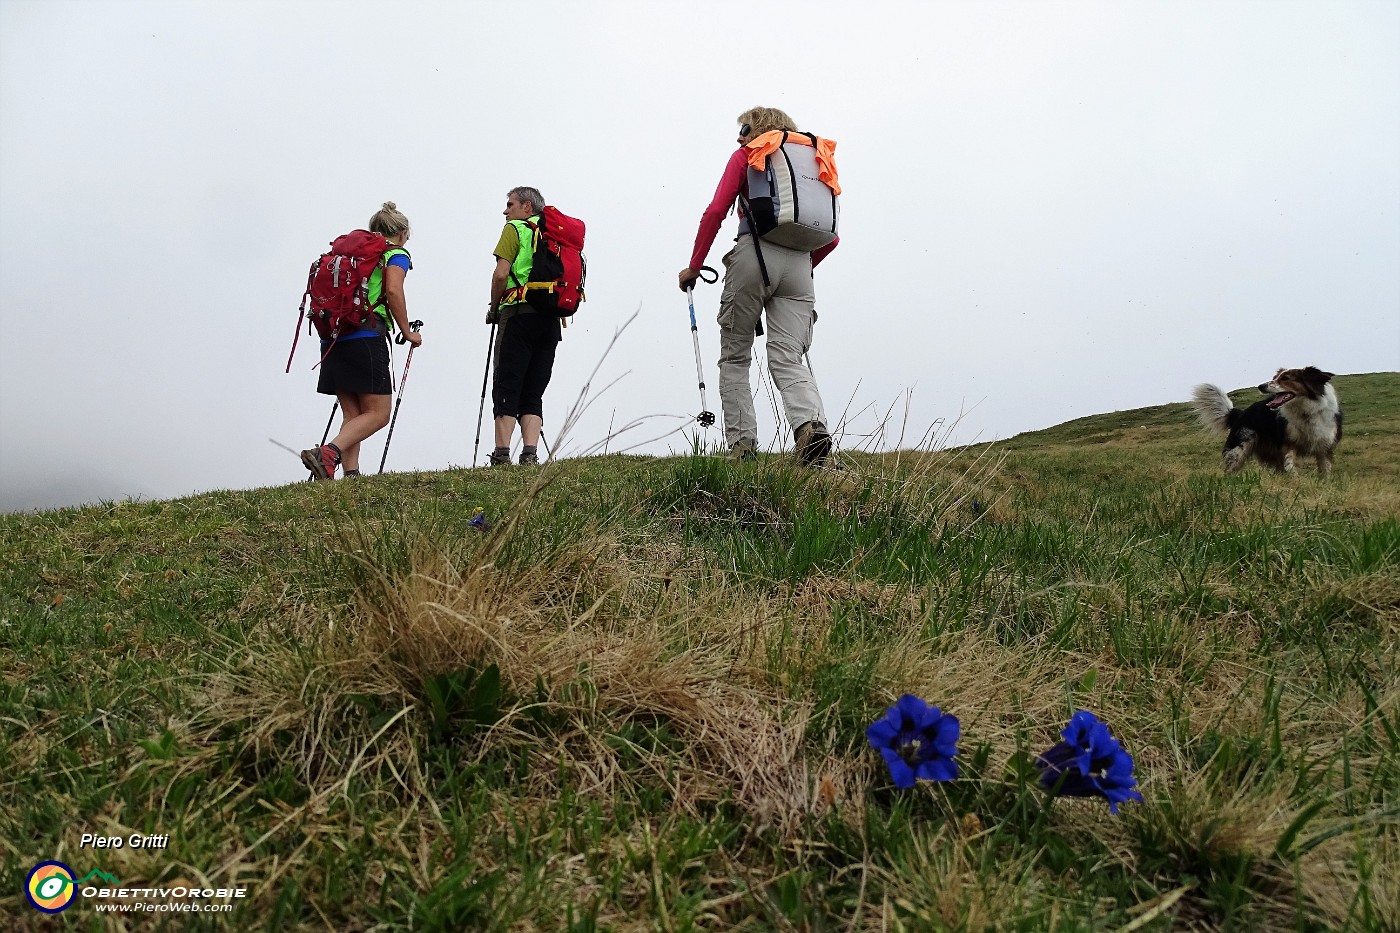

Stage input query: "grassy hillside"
[{"left": 2, "top": 373, "right": 1396, "bottom": 930}]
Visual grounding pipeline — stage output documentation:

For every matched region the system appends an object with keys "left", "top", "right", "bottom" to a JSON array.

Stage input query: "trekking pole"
[
  {"left": 319, "top": 402, "right": 339, "bottom": 446},
  {"left": 539, "top": 430, "right": 550, "bottom": 459},
  {"left": 377, "top": 320, "right": 423, "bottom": 475},
  {"left": 685, "top": 266, "right": 720, "bottom": 428},
  {"left": 473, "top": 320, "right": 498, "bottom": 467}
]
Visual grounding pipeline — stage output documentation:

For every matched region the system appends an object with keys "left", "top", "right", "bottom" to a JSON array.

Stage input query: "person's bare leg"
[
  {"left": 333, "top": 393, "right": 364, "bottom": 472},
  {"left": 332, "top": 393, "right": 391, "bottom": 472},
  {"left": 494, "top": 415, "right": 517, "bottom": 449},
  {"left": 519, "top": 414, "right": 542, "bottom": 447}
]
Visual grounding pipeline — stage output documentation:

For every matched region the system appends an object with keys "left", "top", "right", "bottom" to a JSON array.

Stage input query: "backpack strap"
[
  {"left": 506, "top": 220, "right": 539, "bottom": 290},
  {"left": 502, "top": 220, "right": 540, "bottom": 304},
  {"left": 736, "top": 192, "right": 772, "bottom": 289},
  {"left": 732, "top": 193, "right": 769, "bottom": 337},
  {"left": 287, "top": 259, "right": 320, "bottom": 373},
  {"left": 735, "top": 148, "right": 773, "bottom": 289},
  {"left": 313, "top": 334, "right": 338, "bottom": 370}
]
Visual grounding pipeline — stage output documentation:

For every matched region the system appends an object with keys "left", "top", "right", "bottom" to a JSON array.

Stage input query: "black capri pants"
[{"left": 492, "top": 309, "right": 561, "bottom": 419}]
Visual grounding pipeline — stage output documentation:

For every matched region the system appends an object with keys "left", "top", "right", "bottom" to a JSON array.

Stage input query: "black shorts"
[
  {"left": 492, "top": 310, "right": 560, "bottom": 419},
  {"left": 317, "top": 335, "right": 392, "bottom": 396}
]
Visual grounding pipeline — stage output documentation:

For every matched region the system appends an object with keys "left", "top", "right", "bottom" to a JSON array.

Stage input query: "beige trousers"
[{"left": 716, "top": 236, "right": 827, "bottom": 448}]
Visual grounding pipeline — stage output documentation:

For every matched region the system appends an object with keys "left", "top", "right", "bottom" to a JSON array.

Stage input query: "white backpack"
[{"left": 739, "top": 131, "right": 839, "bottom": 251}]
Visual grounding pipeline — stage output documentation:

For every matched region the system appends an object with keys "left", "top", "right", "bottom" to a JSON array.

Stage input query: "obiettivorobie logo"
[
  {"left": 24, "top": 859, "right": 250, "bottom": 914},
  {"left": 25, "top": 861, "right": 120, "bottom": 914}
]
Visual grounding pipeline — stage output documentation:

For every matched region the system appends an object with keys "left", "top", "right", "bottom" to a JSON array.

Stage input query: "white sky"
[{"left": 2, "top": 0, "right": 1397, "bottom": 511}]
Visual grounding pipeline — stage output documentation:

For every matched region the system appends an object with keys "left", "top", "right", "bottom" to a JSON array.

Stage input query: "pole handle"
[{"left": 682, "top": 265, "right": 718, "bottom": 294}]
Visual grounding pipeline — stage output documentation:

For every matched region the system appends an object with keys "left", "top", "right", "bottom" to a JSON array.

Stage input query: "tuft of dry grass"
[{"left": 869, "top": 823, "right": 1045, "bottom": 932}]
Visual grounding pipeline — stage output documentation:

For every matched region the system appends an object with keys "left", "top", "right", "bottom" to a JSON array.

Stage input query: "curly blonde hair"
[
  {"left": 737, "top": 106, "right": 797, "bottom": 137},
  {"left": 368, "top": 201, "right": 410, "bottom": 241}
]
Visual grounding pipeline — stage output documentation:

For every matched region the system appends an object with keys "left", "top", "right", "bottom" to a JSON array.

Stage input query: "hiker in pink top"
[{"left": 679, "top": 106, "right": 840, "bottom": 466}]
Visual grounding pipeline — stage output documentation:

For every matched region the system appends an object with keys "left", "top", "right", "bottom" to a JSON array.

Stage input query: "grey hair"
[
  {"left": 368, "top": 201, "right": 410, "bottom": 240},
  {"left": 508, "top": 187, "right": 545, "bottom": 214}
]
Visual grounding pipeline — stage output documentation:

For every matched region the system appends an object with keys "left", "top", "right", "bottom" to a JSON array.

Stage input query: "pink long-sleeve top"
[{"left": 688, "top": 147, "right": 839, "bottom": 272}]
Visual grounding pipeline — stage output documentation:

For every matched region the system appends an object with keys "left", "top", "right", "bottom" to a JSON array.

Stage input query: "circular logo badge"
[{"left": 26, "top": 861, "right": 77, "bottom": 913}]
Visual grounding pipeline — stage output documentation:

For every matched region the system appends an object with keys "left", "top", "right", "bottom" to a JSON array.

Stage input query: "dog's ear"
[{"left": 1303, "top": 366, "right": 1335, "bottom": 384}]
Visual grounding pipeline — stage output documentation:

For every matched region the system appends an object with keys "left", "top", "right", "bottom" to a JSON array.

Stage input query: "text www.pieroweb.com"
[{"left": 92, "top": 900, "right": 234, "bottom": 913}]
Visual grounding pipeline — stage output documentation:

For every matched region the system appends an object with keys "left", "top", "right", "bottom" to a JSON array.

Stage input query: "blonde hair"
[
  {"left": 368, "top": 201, "right": 410, "bottom": 241},
  {"left": 737, "top": 106, "right": 797, "bottom": 137}
]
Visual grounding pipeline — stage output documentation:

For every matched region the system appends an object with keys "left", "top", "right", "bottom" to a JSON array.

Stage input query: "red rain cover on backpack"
[
  {"left": 285, "top": 230, "right": 391, "bottom": 371},
  {"left": 523, "top": 206, "right": 587, "bottom": 316}
]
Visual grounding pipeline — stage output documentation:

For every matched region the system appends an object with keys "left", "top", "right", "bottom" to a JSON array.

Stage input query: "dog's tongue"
[{"left": 1266, "top": 392, "right": 1295, "bottom": 409}]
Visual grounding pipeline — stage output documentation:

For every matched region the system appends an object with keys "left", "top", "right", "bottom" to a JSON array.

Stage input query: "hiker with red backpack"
[
  {"left": 678, "top": 107, "right": 840, "bottom": 467},
  {"left": 291, "top": 201, "right": 423, "bottom": 480},
  {"left": 483, "top": 186, "right": 586, "bottom": 466}
]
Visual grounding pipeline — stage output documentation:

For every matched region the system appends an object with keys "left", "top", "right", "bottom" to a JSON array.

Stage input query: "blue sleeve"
[{"left": 388, "top": 252, "right": 411, "bottom": 272}]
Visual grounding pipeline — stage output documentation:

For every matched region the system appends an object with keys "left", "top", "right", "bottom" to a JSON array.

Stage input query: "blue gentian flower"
[
  {"left": 468, "top": 507, "right": 489, "bottom": 530},
  {"left": 1036, "top": 710, "right": 1143, "bottom": 814},
  {"left": 866, "top": 694, "right": 960, "bottom": 788}
]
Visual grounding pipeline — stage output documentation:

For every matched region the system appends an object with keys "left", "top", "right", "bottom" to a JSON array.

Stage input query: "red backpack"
[
  {"left": 285, "top": 230, "right": 396, "bottom": 371},
  {"left": 508, "top": 206, "right": 587, "bottom": 316}
]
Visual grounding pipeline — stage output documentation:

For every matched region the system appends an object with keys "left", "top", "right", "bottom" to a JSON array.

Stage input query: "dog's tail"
[{"left": 1191, "top": 384, "right": 1235, "bottom": 433}]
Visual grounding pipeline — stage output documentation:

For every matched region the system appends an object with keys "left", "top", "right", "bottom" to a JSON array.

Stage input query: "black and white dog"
[{"left": 1192, "top": 367, "right": 1343, "bottom": 476}]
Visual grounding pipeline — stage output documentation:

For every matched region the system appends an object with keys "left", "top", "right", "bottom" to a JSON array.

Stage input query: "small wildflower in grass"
[
  {"left": 468, "top": 507, "right": 489, "bottom": 530},
  {"left": 866, "top": 694, "right": 959, "bottom": 788},
  {"left": 1036, "top": 710, "right": 1143, "bottom": 814}
]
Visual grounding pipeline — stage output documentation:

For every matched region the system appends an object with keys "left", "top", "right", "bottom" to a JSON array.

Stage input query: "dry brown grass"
[
  {"left": 80, "top": 569, "right": 1400, "bottom": 928},
  {"left": 201, "top": 524, "right": 873, "bottom": 846},
  {"left": 154, "top": 393, "right": 1395, "bottom": 926}
]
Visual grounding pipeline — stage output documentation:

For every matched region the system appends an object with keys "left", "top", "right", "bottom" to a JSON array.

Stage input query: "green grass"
[{"left": 2, "top": 372, "right": 1397, "bottom": 930}]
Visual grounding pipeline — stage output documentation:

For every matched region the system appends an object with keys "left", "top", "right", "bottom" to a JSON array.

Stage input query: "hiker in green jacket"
[{"left": 486, "top": 186, "right": 560, "bottom": 466}]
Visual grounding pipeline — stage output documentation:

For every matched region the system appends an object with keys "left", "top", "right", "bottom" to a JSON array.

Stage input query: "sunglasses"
[{"left": 738, "top": 123, "right": 752, "bottom": 137}]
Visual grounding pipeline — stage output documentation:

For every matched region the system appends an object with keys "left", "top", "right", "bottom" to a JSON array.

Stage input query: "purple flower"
[
  {"left": 468, "top": 508, "right": 490, "bottom": 530},
  {"left": 866, "top": 694, "right": 960, "bottom": 788},
  {"left": 1036, "top": 710, "right": 1143, "bottom": 814}
]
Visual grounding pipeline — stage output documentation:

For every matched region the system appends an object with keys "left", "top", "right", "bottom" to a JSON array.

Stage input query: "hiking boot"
[
  {"left": 518, "top": 450, "right": 540, "bottom": 465},
  {"left": 728, "top": 439, "right": 758, "bottom": 462},
  {"left": 488, "top": 449, "right": 512, "bottom": 467},
  {"left": 794, "top": 421, "right": 832, "bottom": 467},
  {"left": 301, "top": 444, "right": 339, "bottom": 480}
]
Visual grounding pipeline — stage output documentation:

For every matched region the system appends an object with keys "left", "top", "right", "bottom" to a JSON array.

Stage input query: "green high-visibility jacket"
[
  {"left": 367, "top": 247, "right": 411, "bottom": 330},
  {"left": 503, "top": 217, "right": 539, "bottom": 307}
]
